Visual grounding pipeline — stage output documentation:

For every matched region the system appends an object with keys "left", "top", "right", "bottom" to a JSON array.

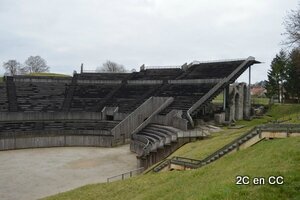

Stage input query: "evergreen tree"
[
  {"left": 285, "top": 48, "right": 300, "bottom": 101},
  {"left": 266, "top": 50, "right": 288, "bottom": 103}
]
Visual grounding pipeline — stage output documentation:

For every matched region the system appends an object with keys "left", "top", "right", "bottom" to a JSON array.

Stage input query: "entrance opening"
[{"left": 106, "top": 115, "right": 114, "bottom": 121}]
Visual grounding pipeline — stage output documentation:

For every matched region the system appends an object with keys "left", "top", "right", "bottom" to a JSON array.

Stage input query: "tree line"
[
  {"left": 2, "top": 56, "right": 49, "bottom": 76},
  {"left": 266, "top": 3, "right": 300, "bottom": 103},
  {"left": 2, "top": 57, "right": 129, "bottom": 76},
  {"left": 266, "top": 49, "right": 300, "bottom": 102}
]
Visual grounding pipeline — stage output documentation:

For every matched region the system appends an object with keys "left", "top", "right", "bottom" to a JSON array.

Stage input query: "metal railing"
[
  {"left": 144, "top": 65, "right": 181, "bottom": 69},
  {"left": 107, "top": 167, "right": 144, "bottom": 183},
  {"left": 189, "top": 58, "right": 247, "bottom": 66},
  {"left": 131, "top": 134, "right": 151, "bottom": 156},
  {"left": 81, "top": 70, "right": 129, "bottom": 73},
  {"left": 152, "top": 159, "right": 171, "bottom": 172}
]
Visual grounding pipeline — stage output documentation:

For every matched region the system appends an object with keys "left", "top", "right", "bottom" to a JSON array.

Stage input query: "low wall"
[
  {"left": 168, "top": 79, "right": 222, "bottom": 84},
  {"left": 127, "top": 80, "right": 163, "bottom": 85},
  {"left": 13, "top": 76, "right": 72, "bottom": 83},
  {"left": 0, "top": 130, "right": 113, "bottom": 151},
  {"left": 77, "top": 80, "right": 121, "bottom": 84},
  {"left": 0, "top": 112, "right": 103, "bottom": 121},
  {"left": 114, "top": 113, "right": 128, "bottom": 121}
]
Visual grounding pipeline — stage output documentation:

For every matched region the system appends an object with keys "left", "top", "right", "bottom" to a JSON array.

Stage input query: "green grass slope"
[
  {"left": 45, "top": 137, "right": 300, "bottom": 200},
  {"left": 28, "top": 72, "right": 71, "bottom": 77}
]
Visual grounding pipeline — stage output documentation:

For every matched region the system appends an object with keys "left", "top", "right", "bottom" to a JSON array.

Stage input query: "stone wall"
[
  {"left": 0, "top": 112, "right": 103, "bottom": 121},
  {"left": 0, "top": 130, "right": 113, "bottom": 150}
]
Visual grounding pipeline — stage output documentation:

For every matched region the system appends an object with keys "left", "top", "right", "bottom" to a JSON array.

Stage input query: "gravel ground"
[{"left": 0, "top": 145, "right": 137, "bottom": 200}]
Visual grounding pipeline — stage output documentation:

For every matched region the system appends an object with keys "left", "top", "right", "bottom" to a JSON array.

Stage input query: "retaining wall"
[
  {"left": 0, "top": 130, "right": 113, "bottom": 150},
  {"left": 0, "top": 112, "right": 103, "bottom": 121}
]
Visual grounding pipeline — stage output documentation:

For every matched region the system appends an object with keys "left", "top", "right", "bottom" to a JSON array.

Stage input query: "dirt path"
[{"left": 0, "top": 145, "right": 136, "bottom": 200}]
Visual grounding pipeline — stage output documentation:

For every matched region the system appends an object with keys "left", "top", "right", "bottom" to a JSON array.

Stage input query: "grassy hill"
[
  {"left": 28, "top": 72, "right": 71, "bottom": 77},
  {"left": 45, "top": 104, "right": 300, "bottom": 200},
  {"left": 0, "top": 73, "right": 70, "bottom": 81}
]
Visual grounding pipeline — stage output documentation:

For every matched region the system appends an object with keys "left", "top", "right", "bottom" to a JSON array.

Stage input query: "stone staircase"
[
  {"left": 62, "top": 75, "right": 78, "bottom": 111},
  {"left": 6, "top": 77, "right": 18, "bottom": 112}
]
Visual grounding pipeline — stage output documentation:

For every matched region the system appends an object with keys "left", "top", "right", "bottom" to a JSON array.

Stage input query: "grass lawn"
[
  {"left": 212, "top": 93, "right": 223, "bottom": 104},
  {"left": 266, "top": 104, "right": 300, "bottom": 121},
  {"left": 44, "top": 104, "right": 300, "bottom": 200},
  {"left": 28, "top": 72, "right": 71, "bottom": 77},
  {"left": 252, "top": 97, "right": 269, "bottom": 105},
  {"left": 212, "top": 92, "right": 270, "bottom": 106}
]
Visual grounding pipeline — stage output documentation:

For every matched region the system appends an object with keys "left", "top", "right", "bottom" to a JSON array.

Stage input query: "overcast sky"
[{"left": 0, "top": 0, "right": 298, "bottom": 82}]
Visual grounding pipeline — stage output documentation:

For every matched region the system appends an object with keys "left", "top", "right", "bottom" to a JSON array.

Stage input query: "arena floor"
[{"left": 0, "top": 145, "right": 137, "bottom": 200}]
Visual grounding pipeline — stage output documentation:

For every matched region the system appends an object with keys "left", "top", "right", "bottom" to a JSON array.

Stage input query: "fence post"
[{"left": 258, "top": 128, "right": 262, "bottom": 139}]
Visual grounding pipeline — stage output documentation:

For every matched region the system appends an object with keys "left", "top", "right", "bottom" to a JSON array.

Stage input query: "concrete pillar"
[
  {"left": 242, "top": 66, "right": 252, "bottom": 119},
  {"left": 223, "top": 87, "right": 226, "bottom": 111},
  {"left": 248, "top": 66, "right": 251, "bottom": 105},
  {"left": 225, "top": 85, "right": 231, "bottom": 121},
  {"left": 243, "top": 84, "right": 251, "bottom": 119},
  {"left": 235, "top": 85, "right": 244, "bottom": 120}
]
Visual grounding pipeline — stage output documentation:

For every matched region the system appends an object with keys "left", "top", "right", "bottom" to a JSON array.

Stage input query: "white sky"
[{"left": 0, "top": 0, "right": 298, "bottom": 82}]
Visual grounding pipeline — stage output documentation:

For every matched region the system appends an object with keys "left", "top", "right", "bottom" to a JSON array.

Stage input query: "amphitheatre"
[{"left": 0, "top": 57, "right": 299, "bottom": 200}]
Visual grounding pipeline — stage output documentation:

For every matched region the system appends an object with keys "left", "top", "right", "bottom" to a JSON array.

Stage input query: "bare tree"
[
  {"left": 2, "top": 60, "right": 21, "bottom": 76},
  {"left": 23, "top": 56, "right": 49, "bottom": 73},
  {"left": 283, "top": 5, "right": 300, "bottom": 46},
  {"left": 97, "top": 60, "right": 126, "bottom": 73}
]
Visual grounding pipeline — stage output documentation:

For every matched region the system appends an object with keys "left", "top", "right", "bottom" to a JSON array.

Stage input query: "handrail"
[
  {"left": 107, "top": 167, "right": 144, "bottom": 183},
  {"left": 152, "top": 159, "right": 171, "bottom": 172},
  {"left": 201, "top": 126, "right": 258, "bottom": 163},
  {"left": 131, "top": 134, "right": 151, "bottom": 156},
  {"left": 186, "top": 56, "right": 255, "bottom": 127}
]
